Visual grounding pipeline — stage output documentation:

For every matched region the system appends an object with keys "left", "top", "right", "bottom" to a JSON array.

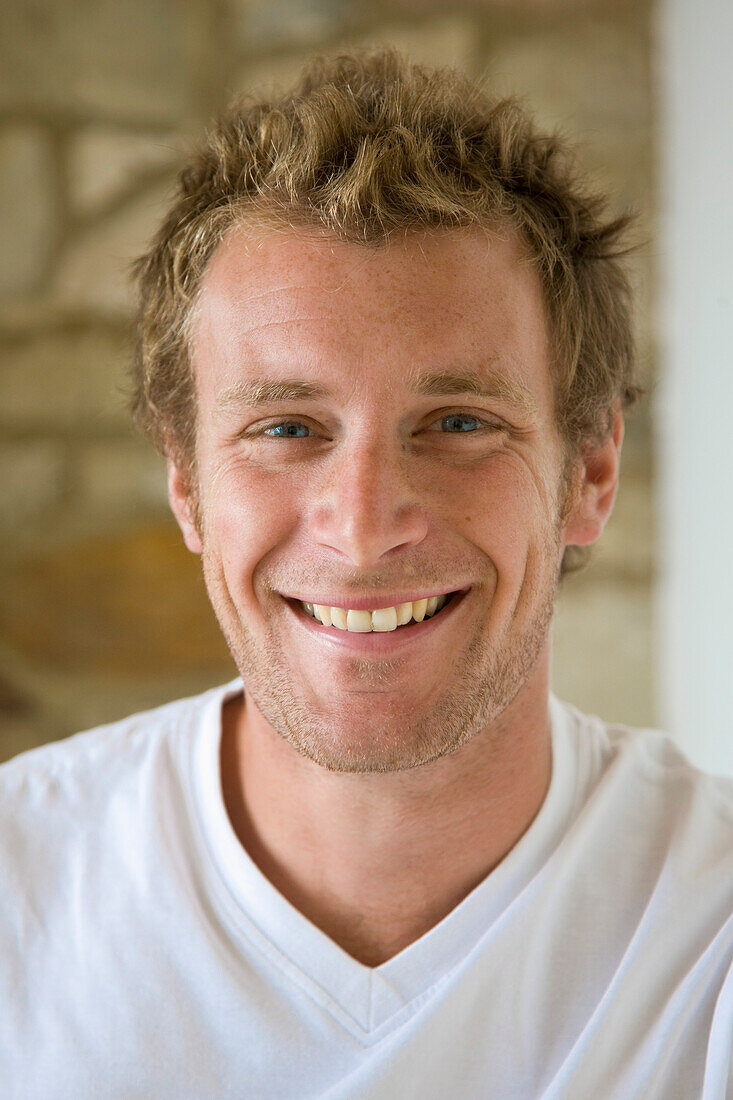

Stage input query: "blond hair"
[{"left": 132, "top": 48, "right": 644, "bottom": 576}]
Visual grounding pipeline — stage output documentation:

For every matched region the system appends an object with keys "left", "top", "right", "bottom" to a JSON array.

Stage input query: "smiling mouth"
[{"left": 284, "top": 589, "right": 468, "bottom": 634}]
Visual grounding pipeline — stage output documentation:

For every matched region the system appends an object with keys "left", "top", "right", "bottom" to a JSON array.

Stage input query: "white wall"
[{"left": 656, "top": 0, "right": 733, "bottom": 775}]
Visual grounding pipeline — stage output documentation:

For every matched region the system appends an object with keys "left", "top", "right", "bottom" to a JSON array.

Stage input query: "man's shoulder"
[
  {"left": 0, "top": 678, "right": 240, "bottom": 807},
  {"left": 554, "top": 693, "right": 733, "bottom": 856},
  {"left": 0, "top": 679, "right": 241, "bottom": 907}
]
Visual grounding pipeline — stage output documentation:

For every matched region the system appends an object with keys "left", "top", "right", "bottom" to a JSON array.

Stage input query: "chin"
[{"left": 262, "top": 689, "right": 489, "bottom": 775}]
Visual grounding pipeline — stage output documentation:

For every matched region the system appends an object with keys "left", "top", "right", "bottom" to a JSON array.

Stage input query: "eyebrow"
[
  {"left": 215, "top": 368, "right": 538, "bottom": 418},
  {"left": 406, "top": 368, "right": 538, "bottom": 417}
]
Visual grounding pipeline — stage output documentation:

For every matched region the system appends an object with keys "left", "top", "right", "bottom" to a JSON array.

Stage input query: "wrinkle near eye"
[{"left": 488, "top": 446, "right": 558, "bottom": 513}]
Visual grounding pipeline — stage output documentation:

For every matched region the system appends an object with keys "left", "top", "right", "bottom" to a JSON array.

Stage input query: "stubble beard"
[{"left": 200, "top": 500, "right": 567, "bottom": 776}]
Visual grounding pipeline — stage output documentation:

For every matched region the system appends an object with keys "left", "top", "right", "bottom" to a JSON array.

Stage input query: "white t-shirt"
[{"left": 0, "top": 679, "right": 731, "bottom": 1099}]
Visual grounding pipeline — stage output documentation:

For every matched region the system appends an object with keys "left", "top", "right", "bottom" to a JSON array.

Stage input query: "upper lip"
[{"left": 280, "top": 587, "right": 470, "bottom": 611}]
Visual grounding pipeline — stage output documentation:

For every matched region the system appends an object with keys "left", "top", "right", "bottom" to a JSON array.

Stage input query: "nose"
[{"left": 307, "top": 433, "right": 429, "bottom": 568}]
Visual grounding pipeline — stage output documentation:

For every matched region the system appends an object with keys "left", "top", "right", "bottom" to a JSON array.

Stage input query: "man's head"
[
  {"left": 131, "top": 48, "right": 643, "bottom": 581},
  {"left": 162, "top": 222, "right": 626, "bottom": 774},
  {"left": 129, "top": 49, "right": 640, "bottom": 773}
]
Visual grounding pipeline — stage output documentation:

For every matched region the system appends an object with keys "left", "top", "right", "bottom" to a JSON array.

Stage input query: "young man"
[{"left": 1, "top": 50, "right": 731, "bottom": 1098}]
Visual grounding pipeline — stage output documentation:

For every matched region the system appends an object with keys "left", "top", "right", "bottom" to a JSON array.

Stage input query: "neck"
[{"left": 220, "top": 654, "right": 553, "bottom": 968}]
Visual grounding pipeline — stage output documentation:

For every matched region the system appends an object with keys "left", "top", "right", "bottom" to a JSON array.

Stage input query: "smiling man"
[{"left": 2, "top": 50, "right": 733, "bottom": 1099}]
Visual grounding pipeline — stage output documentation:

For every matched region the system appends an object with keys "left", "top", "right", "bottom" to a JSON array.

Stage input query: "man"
[{"left": 1, "top": 49, "right": 731, "bottom": 1099}]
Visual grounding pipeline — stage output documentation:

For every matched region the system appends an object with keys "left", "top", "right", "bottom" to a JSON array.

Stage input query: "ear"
[
  {"left": 167, "top": 459, "right": 203, "bottom": 555},
  {"left": 563, "top": 403, "right": 625, "bottom": 548}
]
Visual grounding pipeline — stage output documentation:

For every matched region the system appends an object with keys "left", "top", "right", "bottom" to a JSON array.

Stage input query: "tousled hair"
[{"left": 131, "top": 48, "right": 644, "bottom": 578}]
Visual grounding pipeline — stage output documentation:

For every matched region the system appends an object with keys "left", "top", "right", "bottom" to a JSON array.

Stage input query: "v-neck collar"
[{"left": 188, "top": 680, "right": 580, "bottom": 1041}]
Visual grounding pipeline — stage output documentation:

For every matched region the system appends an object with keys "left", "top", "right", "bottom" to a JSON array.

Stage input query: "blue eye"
[
  {"left": 438, "top": 414, "right": 481, "bottom": 433},
  {"left": 251, "top": 413, "right": 499, "bottom": 442},
  {"left": 263, "top": 421, "right": 311, "bottom": 438}
]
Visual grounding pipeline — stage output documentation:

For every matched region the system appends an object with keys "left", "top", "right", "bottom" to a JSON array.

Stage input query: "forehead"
[{"left": 190, "top": 224, "right": 554, "bottom": 410}]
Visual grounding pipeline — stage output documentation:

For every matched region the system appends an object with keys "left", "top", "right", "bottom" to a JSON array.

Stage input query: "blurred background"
[{"left": 1, "top": 0, "right": 730, "bottom": 770}]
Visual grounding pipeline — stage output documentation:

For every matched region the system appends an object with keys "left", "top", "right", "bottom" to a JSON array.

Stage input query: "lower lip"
[{"left": 281, "top": 589, "right": 471, "bottom": 654}]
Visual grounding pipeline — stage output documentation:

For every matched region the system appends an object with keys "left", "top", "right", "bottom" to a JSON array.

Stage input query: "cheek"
[
  {"left": 201, "top": 463, "right": 298, "bottom": 576},
  {"left": 456, "top": 454, "right": 543, "bottom": 538},
  {"left": 460, "top": 453, "right": 561, "bottom": 585}
]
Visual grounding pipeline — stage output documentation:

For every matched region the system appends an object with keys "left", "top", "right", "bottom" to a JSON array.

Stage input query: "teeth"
[
  {"left": 412, "top": 598, "right": 428, "bottom": 622},
  {"left": 371, "top": 607, "right": 398, "bottom": 632},
  {"left": 396, "top": 602, "right": 413, "bottom": 626},
  {"left": 331, "top": 607, "right": 348, "bottom": 630},
  {"left": 346, "top": 610, "right": 372, "bottom": 632},
  {"left": 300, "top": 593, "right": 452, "bottom": 632}
]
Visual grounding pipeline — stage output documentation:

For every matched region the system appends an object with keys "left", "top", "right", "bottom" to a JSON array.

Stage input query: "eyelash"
[{"left": 248, "top": 413, "right": 504, "bottom": 441}]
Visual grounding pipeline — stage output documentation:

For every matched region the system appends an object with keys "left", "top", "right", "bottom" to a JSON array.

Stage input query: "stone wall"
[{"left": 0, "top": 0, "right": 657, "bottom": 761}]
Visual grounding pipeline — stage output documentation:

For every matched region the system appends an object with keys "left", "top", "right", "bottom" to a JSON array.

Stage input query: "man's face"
[{"left": 179, "top": 225, "right": 579, "bottom": 772}]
